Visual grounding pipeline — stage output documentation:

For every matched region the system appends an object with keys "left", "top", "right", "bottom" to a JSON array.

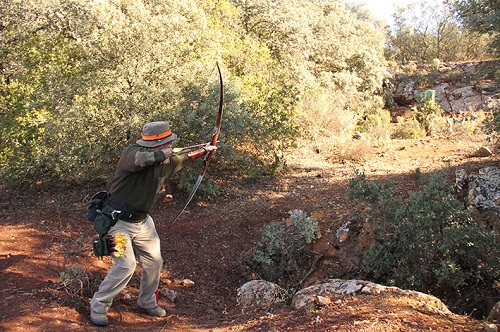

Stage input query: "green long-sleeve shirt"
[{"left": 109, "top": 144, "right": 190, "bottom": 213}]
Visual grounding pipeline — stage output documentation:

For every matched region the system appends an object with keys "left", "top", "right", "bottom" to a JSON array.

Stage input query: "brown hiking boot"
[
  {"left": 90, "top": 309, "right": 108, "bottom": 326},
  {"left": 137, "top": 305, "right": 167, "bottom": 317}
]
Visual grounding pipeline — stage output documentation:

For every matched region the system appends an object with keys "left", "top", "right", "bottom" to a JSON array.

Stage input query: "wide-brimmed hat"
[{"left": 136, "top": 121, "right": 178, "bottom": 147}]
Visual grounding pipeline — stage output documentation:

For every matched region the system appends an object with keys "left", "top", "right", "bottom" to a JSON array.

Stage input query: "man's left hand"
[{"left": 204, "top": 145, "right": 217, "bottom": 153}]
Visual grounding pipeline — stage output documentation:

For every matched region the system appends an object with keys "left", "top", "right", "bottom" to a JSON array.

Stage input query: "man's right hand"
[{"left": 161, "top": 147, "right": 173, "bottom": 158}]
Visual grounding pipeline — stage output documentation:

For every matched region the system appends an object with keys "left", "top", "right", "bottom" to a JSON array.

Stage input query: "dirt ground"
[{"left": 1, "top": 134, "right": 499, "bottom": 332}]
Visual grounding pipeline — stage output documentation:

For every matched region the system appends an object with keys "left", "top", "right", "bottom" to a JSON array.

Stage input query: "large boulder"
[
  {"left": 236, "top": 280, "right": 285, "bottom": 312},
  {"left": 292, "top": 279, "right": 452, "bottom": 315}
]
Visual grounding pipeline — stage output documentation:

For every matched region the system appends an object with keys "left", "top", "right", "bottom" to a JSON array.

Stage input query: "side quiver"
[{"left": 86, "top": 190, "right": 121, "bottom": 256}]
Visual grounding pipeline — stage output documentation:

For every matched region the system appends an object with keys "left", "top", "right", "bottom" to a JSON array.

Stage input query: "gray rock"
[
  {"left": 490, "top": 301, "right": 500, "bottom": 321},
  {"left": 479, "top": 83, "right": 497, "bottom": 92},
  {"left": 391, "top": 61, "right": 498, "bottom": 113},
  {"left": 159, "top": 287, "right": 179, "bottom": 303},
  {"left": 291, "top": 279, "right": 451, "bottom": 315},
  {"left": 456, "top": 169, "right": 468, "bottom": 190},
  {"left": 237, "top": 280, "right": 285, "bottom": 311},
  {"left": 467, "top": 167, "right": 500, "bottom": 212},
  {"left": 483, "top": 323, "right": 498, "bottom": 332}
]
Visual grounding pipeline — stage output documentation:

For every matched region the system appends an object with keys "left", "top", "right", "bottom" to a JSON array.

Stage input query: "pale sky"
[{"left": 353, "top": 0, "right": 417, "bottom": 24}]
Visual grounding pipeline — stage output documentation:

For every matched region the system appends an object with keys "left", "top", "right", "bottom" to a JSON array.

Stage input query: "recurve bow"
[{"left": 167, "top": 63, "right": 224, "bottom": 228}]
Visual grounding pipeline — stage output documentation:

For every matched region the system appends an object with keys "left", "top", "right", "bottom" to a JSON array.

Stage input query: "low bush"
[
  {"left": 392, "top": 117, "right": 427, "bottom": 139},
  {"left": 411, "top": 99, "right": 446, "bottom": 136},
  {"left": 348, "top": 171, "right": 500, "bottom": 317},
  {"left": 247, "top": 210, "right": 321, "bottom": 289},
  {"left": 483, "top": 104, "right": 500, "bottom": 144},
  {"left": 52, "top": 265, "right": 100, "bottom": 308}
]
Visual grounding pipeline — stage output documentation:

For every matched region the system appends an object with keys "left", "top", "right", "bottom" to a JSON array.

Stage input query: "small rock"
[
  {"left": 455, "top": 169, "right": 468, "bottom": 190},
  {"left": 160, "top": 288, "right": 178, "bottom": 303},
  {"left": 490, "top": 301, "right": 500, "bottom": 321},
  {"left": 316, "top": 295, "right": 331, "bottom": 306},
  {"left": 477, "top": 146, "right": 493, "bottom": 157},
  {"left": 178, "top": 279, "right": 195, "bottom": 287},
  {"left": 121, "top": 293, "right": 133, "bottom": 304},
  {"left": 311, "top": 235, "right": 337, "bottom": 258},
  {"left": 336, "top": 221, "right": 351, "bottom": 243},
  {"left": 161, "top": 278, "right": 173, "bottom": 285},
  {"left": 336, "top": 229, "right": 349, "bottom": 242},
  {"left": 483, "top": 323, "right": 498, "bottom": 332}
]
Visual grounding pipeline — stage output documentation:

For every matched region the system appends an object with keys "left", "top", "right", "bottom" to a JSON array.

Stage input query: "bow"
[{"left": 168, "top": 63, "right": 224, "bottom": 227}]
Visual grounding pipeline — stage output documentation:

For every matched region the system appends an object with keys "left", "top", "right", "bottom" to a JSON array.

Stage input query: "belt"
[
  {"left": 107, "top": 195, "right": 148, "bottom": 222},
  {"left": 120, "top": 211, "right": 148, "bottom": 223}
]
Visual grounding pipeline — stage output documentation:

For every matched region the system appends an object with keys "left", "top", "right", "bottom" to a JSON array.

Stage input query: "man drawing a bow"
[{"left": 90, "top": 121, "right": 217, "bottom": 326}]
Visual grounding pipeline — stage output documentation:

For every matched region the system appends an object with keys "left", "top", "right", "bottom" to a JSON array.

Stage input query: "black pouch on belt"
[
  {"left": 93, "top": 204, "right": 121, "bottom": 235},
  {"left": 92, "top": 234, "right": 110, "bottom": 257}
]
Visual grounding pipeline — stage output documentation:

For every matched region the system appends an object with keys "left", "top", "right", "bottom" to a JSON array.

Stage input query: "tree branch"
[{"left": 0, "top": 23, "right": 49, "bottom": 45}]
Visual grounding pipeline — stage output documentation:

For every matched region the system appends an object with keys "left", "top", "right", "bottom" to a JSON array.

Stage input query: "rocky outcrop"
[
  {"left": 236, "top": 279, "right": 452, "bottom": 315},
  {"left": 456, "top": 166, "right": 500, "bottom": 214},
  {"left": 392, "top": 60, "right": 499, "bottom": 113},
  {"left": 292, "top": 279, "right": 452, "bottom": 315},
  {"left": 237, "top": 279, "right": 499, "bottom": 329}
]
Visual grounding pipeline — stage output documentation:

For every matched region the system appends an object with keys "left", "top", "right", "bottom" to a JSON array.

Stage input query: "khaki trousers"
[{"left": 90, "top": 215, "right": 163, "bottom": 314}]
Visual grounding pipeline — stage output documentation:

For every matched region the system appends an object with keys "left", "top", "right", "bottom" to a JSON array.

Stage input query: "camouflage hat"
[{"left": 136, "top": 121, "right": 178, "bottom": 147}]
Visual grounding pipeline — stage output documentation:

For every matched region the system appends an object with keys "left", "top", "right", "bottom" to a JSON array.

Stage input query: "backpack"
[{"left": 86, "top": 190, "right": 109, "bottom": 222}]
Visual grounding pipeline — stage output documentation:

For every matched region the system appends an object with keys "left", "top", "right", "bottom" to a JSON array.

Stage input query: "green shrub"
[
  {"left": 247, "top": 210, "right": 321, "bottom": 286},
  {"left": 410, "top": 73, "right": 435, "bottom": 89},
  {"left": 411, "top": 99, "right": 445, "bottom": 136},
  {"left": 430, "top": 58, "right": 441, "bottom": 70},
  {"left": 355, "top": 109, "right": 392, "bottom": 147},
  {"left": 402, "top": 62, "right": 417, "bottom": 75},
  {"left": 0, "top": 0, "right": 301, "bottom": 187},
  {"left": 483, "top": 104, "right": 500, "bottom": 140},
  {"left": 357, "top": 108, "right": 391, "bottom": 132},
  {"left": 348, "top": 173, "right": 500, "bottom": 316},
  {"left": 53, "top": 265, "right": 100, "bottom": 308},
  {"left": 392, "top": 117, "right": 427, "bottom": 139},
  {"left": 347, "top": 170, "right": 394, "bottom": 205}
]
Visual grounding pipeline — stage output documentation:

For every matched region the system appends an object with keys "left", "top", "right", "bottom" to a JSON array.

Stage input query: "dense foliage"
[
  {"left": 348, "top": 172, "right": 500, "bottom": 316},
  {"left": 0, "top": 0, "right": 498, "bottom": 188},
  {"left": 388, "top": 0, "right": 494, "bottom": 63},
  {"left": 0, "top": 0, "right": 387, "bottom": 186},
  {"left": 446, "top": 0, "right": 500, "bottom": 56},
  {"left": 484, "top": 106, "right": 500, "bottom": 138}
]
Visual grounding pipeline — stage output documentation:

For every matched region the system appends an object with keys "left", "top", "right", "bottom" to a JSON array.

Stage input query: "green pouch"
[
  {"left": 92, "top": 234, "right": 111, "bottom": 256},
  {"left": 93, "top": 204, "right": 120, "bottom": 235}
]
